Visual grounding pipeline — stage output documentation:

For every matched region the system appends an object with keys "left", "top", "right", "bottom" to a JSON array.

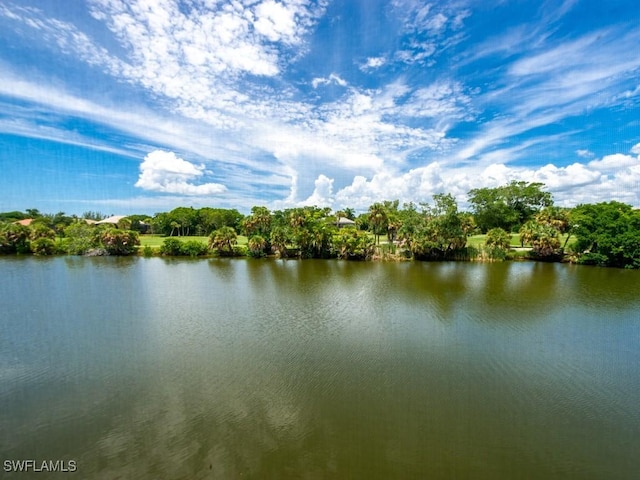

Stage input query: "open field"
[
  {"left": 139, "top": 235, "right": 248, "bottom": 248},
  {"left": 467, "top": 233, "right": 575, "bottom": 249},
  {"left": 138, "top": 232, "right": 574, "bottom": 252},
  {"left": 467, "top": 234, "right": 522, "bottom": 248}
]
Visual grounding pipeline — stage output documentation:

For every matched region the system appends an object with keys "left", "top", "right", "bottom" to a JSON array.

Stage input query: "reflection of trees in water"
[
  {"left": 560, "top": 264, "right": 640, "bottom": 311},
  {"left": 7, "top": 257, "right": 640, "bottom": 478},
  {"left": 378, "top": 261, "right": 562, "bottom": 324},
  {"left": 63, "top": 255, "right": 137, "bottom": 270}
]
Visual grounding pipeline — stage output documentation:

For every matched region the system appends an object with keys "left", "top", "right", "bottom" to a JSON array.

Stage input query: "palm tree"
[
  {"left": 485, "top": 228, "right": 511, "bottom": 250},
  {"left": 343, "top": 207, "right": 356, "bottom": 220},
  {"left": 243, "top": 206, "right": 272, "bottom": 238},
  {"left": 531, "top": 225, "right": 561, "bottom": 257},
  {"left": 270, "top": 226, "right": 290, "bottom": 258},
  {"left": 117, "top": 217, "right": 132, "bottom": 230},
  {"left": 519, "top": 221, "right": 560, "bottom": 257},
  {"left": 209, "top": 226, "right": 237, "bottom": 255},
  {"left": 519, "top": 220, "right": 538, "bottom": 247},
  {"left": 247, "top": 235, "right": 267, "bottom": 257},
  {"left": 368, "top": 203, "right": 388, "bottom": 245}
]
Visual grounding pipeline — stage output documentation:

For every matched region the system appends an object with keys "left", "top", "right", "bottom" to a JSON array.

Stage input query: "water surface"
[{"left": 1, "top": 257, "right": 639, "bottom": 478}]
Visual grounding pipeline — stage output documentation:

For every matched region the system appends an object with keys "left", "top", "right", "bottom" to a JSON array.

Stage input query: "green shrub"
[
  {"left": 181, "top": 240, "right": 208, "bottom": 257},
  {"left": 30, "top": 238, "right": 56, "bottom": 255},
  {"left": 577, "top": 252, "right": 609, "bottom": 266},
  {"left": 0, "top": 223, "right": 31, "bottom": 254},
  {"left": 100, "top": 228, "right": 140, "bottom": 255},
  {"left": 63, "top": 222, "right": 101, "bottom": 254},
  {"left": 159, "top": 238, "right": 183, "bottom": 256},
  {"left": 232, "top": 245, "right": 247, "bottom": 257}
]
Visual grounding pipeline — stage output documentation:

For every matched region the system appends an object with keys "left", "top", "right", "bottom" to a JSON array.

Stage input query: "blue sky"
[{"left": 1, "top": 0, "right": 639, "bottom": 215}]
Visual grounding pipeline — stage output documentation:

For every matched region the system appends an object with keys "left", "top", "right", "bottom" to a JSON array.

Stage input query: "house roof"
[
  {"left": 96, "top": 215, "right": 127, "bottom": 225},
  {"left": 15, "top": 218, "right": 34, "bottom": 226},
  {"left": 336, "top": 217, "right": 356, "bottom": 225}
]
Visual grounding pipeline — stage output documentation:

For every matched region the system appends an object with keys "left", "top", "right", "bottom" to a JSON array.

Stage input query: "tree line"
[{"left": 1, "top": 181, "right": 639, "bottom": 268}]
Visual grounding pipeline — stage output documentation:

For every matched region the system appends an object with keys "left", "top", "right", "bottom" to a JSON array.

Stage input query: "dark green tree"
[
  {"left": 63, "top": 222, "right": 101, "bottom": 255},
  {"left": 570, "top": 202, "right": 640, "bottom": 268},
  {"left": 411, "top": 194, "right": 469, "bottom": 260},
  {"left": 468, "top": 181, "right": 553, "bottom": 232}
]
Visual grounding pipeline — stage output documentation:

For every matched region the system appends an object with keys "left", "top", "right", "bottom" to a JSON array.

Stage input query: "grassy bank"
[{"left": 139, "top": 235, "right": 248, "bottom": 249}]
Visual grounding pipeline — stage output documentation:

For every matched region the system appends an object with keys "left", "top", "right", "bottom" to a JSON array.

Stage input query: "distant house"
[
  {"left": 15, "top": 218, "right": 35, "bottom": 226},
  {"left": 93, "top": 215, "right": 149, "bottom": 233},
  {"left": 95, "top": 215, "right": 127, "bottom": 226},
  {"left": 335, "top": 217, "right": 357, "bottom": 228}
]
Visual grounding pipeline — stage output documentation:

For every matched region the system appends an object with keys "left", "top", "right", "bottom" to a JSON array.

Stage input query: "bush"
[
  {"left": 64, "top": 222, "right": 100, "bottom": 255},
  {"left": 141, "top": 245, "right": 154, "bottom": 257},
  {"left": 0, "top": 223, "right": 31, "bottom": 254},
  {"left": 30, "top": 238, "right": 56, "bottom": 255},
  {"left": 100, "top": 229, "right": 140, "bottom": 255},
  {"left": 160, "top": 238, "right": 184, "bottom": 256},
  {"left": 334, "top": 228, "right": 374, "bottom": 260},
  {"left": 232, "top": 245, "right": 247, "bottom": 257},
  {"left": 577, "top": 252, "right": 609, "bottom": 266},
  {"left": 181, "top": 240, "right": 208, "bottom": 257}
]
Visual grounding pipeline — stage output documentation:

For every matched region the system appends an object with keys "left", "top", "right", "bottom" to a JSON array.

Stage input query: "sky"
[{"left": 0, "top": 0, "right": 639, "bottom": 215}]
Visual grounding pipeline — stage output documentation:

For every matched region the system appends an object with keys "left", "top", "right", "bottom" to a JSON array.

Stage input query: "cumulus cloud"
[
  {"left": 631, "top": 143, "right": 640, "bottom": 155},
  {"left": 588, "top": 153, "right": 639, "bottom": 172},
  {"left": 135, "top": 150, "right": 226, "bottom": 196},
  {"left": 576, "top": 149, "right": 593, "bottom": 158},
  {"left": 301, "top": 174, "right": 334, "bottom": 207},
  {"left": 323, "top": 150, "right": 640, "bottom": 211}
]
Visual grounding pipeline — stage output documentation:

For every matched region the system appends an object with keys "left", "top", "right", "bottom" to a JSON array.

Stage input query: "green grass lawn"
[
  {"left": 138, "top": 232, "right": 573, "bottom": 252},
  {"left": 467, "top": 233, "right": 575, "bottom": 249},
  {"left": 467, "top": 233, "right": 522, "bottom": 248},
  {"left": 139, "top": 234, "right": 248, "bottom": 248}
]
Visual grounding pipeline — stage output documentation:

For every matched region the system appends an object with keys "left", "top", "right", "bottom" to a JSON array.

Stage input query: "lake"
[{"left": 1, "top": 257, "right": 639, "bottom": 479}]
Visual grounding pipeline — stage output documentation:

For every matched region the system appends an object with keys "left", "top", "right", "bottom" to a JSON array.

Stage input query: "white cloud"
[
  {"left": 311, "top": 73, "right": 348, "bottom": 88},
  {"left": 0, "top": 4, "right": 126, "bottom": 76},
  {"left": 455, "top": 24, "right": 640, "bottom": 165},
  {"left": 253, "top": 0, "right": 298, "bottom": 43},
  {"left": 399, "top": 81, "right": 472, "bottom": 119},
  {"left": 135, "top": 150, "right": 227, "bottom": 195},
  {"left": 360, "top": 56, "right": 386, "bottom": 70},
  {"left": 390, "top": 0, "right": 468, "bottom": 65},
  {"left": 301, "top": 174, "right": 334, "bottom": 207},
  {"left": 328, "top": 148, "right": 640, "bottom": 210},
  {"left": 576, "top": 149, "right": 593, "bottom": 158},
  {"left": 3, "top": 0, "right": 640, "bottom": 213},
  {"left": 588, "top": 153, "right": 639, "bottom": 172}
]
